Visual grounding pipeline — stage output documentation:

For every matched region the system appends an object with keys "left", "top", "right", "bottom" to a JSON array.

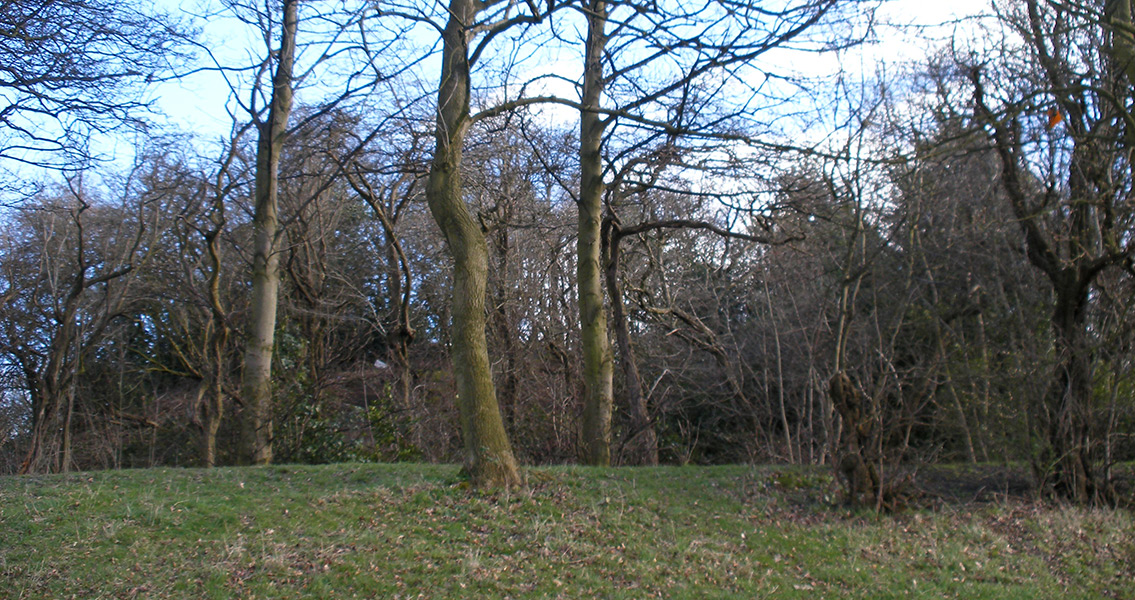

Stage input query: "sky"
[
  {"left": 150, "top": 0, "right": 997, "bottom": 145},
  {"left": 2, "top": 0, "right": 997, "bottom": 193}
]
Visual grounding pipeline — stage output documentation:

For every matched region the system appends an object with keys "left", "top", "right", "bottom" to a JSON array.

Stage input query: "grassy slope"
[{"left": 1, "top": 463, "right": 1132, "bottom": 599}]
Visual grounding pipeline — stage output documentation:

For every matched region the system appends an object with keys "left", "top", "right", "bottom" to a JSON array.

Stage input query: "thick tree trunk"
[
  {"left": 21, "top": 390, "right": 57, "bottom": 474},
  {"left": 830, "top": 371, "right": 880, "bottom": 507},
  {"left": 21, "top": 286, "right": 83, "bottom": 474},
  {"left": 17, "top": 370, "right": 46, "bottom": 473},
  {"left": 578, "top": 0, "right": 614, "bottom": 466},
  {"left": 424, "top": 0, "right": 520, "bottom": 487},
  {"left": 238, "top": 0, "right": 297, "bottom": 466},
  {"left": 1043, "top": 280, "right": 1098, "bottom": 503},
  {"left": 386, "top": 240, "right": 414, "bottom": 413}
]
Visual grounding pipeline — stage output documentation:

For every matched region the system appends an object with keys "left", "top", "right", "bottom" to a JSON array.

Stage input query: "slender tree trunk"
[
  {"left": 763, "top": 278, "right": 793, "bottom": 464},
  {"left": 202, "top": 206, "right": 230, "bottom": 468},
  {"left": 934, "top": 317, "right": 977, "bottom": 463},
  {"left": 199, "top": 323, "right": 228, "bottom": 468},
  {"left": 946, "top": 380, "right": 978, "bottom": 464},
  {"left": 238, "top": 0, "right": 297, "bottom": 466},
  {"left": 344, "top": 166, "right": 417, "bottom": 415},
  {"left": 492, "top": 224, "right": 520, "bottom": 430},
  {"left": 385, "top": 239, "right": 414, "bottom": 413},
  {"left": 603, "top": 220, "right": 657, "bottom": 465},
  {"left": 975, "top": 312, "right": 993, "bottom": 461},
  {"left": 61, "top": 382, "right": 75, "bottom": 473},
  {"left": 425, "top": 0, "right": 520, "bottom": 487},
  {"left": 578, "top": 0, "right": 614, "bottom": 466}
]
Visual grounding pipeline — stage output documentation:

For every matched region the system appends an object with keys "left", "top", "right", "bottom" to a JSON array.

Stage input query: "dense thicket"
[{"left": 0, "top": 0, "right": 1131, "bottom": 505}]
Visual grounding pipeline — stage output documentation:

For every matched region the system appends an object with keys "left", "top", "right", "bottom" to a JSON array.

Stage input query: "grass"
[{"left": 1, "top": 463, "right": 1132, "bottom": 598}]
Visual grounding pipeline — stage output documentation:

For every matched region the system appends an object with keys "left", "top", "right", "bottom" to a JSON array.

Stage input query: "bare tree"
[
  {"left": 406, "top": 0, "right": 564, "bottom": 487},
  {"left": 571, "top": 0, "right": 854, "bottom": 465},
  {"left": 235, "top": 0, "right": 299, "bottom": 465},
  {"left": 135, "top": 132, "right": 249, "bottom": 468},
  {"left": 0, "top": 0, "right": 190, "bottom": 182},
  {"left": 0, "top": 163, "right": 171, "bottom": 473},
  {"left": 969, "top": 0, "right": 1135, "bottom": 505}
]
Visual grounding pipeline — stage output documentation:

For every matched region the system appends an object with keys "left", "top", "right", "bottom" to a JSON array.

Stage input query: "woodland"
[{"left": 0, "top": 0, "right": 1132, "bottom": 510}]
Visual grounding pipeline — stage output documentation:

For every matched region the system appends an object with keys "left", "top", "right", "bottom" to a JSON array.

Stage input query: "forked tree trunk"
[
  {"left": 424, "top": 0, "right": 520, "bottom": 487},
  {"left": 385, "top": 240, "right": 415, "bottom": 414},
  {"left": 191, "top": 378, "right": 222, "bottom": 468},
  {"left": 238, "top": 0, "right": 297, "bottom": 466},
  {"left": 830, "top": 371, "right": 880, "bottom": 506}
]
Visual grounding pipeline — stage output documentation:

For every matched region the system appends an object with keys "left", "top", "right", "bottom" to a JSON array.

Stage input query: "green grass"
[{"left": 1, "top": 463, "right": 1131, "bottom": 598}]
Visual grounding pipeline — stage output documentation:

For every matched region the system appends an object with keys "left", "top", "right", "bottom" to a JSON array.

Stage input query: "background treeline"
[{"left": 0, "top": 0, "right": 1132, "bottom": 506}]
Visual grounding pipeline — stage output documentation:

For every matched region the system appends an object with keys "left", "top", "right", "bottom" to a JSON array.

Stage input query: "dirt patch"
[{"left": 914, "top": 464, "right": 1035, "bottom": 504}]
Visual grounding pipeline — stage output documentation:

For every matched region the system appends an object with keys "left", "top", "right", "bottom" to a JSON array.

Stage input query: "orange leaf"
[{"left": 1046, "top": 107, "right": 1064, "bottom": 130}]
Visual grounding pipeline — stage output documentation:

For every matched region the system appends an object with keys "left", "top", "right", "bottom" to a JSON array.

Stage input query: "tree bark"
[
  {"left": 201, "top": 194, "right": 230, "bottom": 468},
  {"left": 1044, "top": 276, "right": 1097, "bottom": 503},
  {"left": 763, "top": 277, "right": 794, "bottom": 464},
  {"left": 238, "top": 0, "right": 297, "bottom": 466},
  {"left": 830, "top": 371, "right": 880, "bottom": 506},
  {"left": 492, "top": 221, "right": 520, "bottom": 430},
  {"left": 21, "top": 204, "right": 97, "bottom": 474},
  {"left": 425, "top": 0, "right": 520, "bottom": 487},
  {"left": 578, "top": 0, "right": 615, "bottom": 466},
  {"left": 603, "top": 218, "right": 657, "bottom": 465},
  {"left": 21, "top": 279, "right": 83, "bottom": 473}
]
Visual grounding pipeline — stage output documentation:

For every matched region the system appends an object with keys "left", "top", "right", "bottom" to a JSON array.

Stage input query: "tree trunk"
[
  {"left": 1043, "top": 279, "right": 1098, "bottom": 503},
  {"left": 603, "top": 219, "right": 657, "bottom": 465},
  {"left": 21, "top": 387, "right": 57, "bottom": 474},
  {"left": 238, "top": 0, "right": 297, "bottom": 466},
  {"left": 198, "top": 335, "right": 227, "bottom": 469},
  {"left": 424, "top": 0, "right": 520, "bottom": 487},
  {"left": 21, "top": 280, "right": 83, "bottom": 474},
  {"left": 61, "top": 382, "right": 75, "bottom": 472},
  {"left": 190, "top": 379, "right": 220, "bottom": 468},
  {"left": 763, "top": 277, "right": 793, "bottom": 464},
  {"left": 830, "top": 371, "right": 880, "bottom": 506},
  {"left": 204, "top": 207, "right": 230, "bottom": 468},
  {"left": 492, "top": 224, "right": 520, "bottom": 430},
  {"left": 578, "top": 0, "right": 614, "bottom": 466},
  {"left": 386, "top": 238, "right": 414, "bottom": 414}
]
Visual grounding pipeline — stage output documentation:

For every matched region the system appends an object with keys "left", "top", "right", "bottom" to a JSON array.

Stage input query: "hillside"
[{"left": 2, "top": 464, "right": 1132, "bottom": 599}]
